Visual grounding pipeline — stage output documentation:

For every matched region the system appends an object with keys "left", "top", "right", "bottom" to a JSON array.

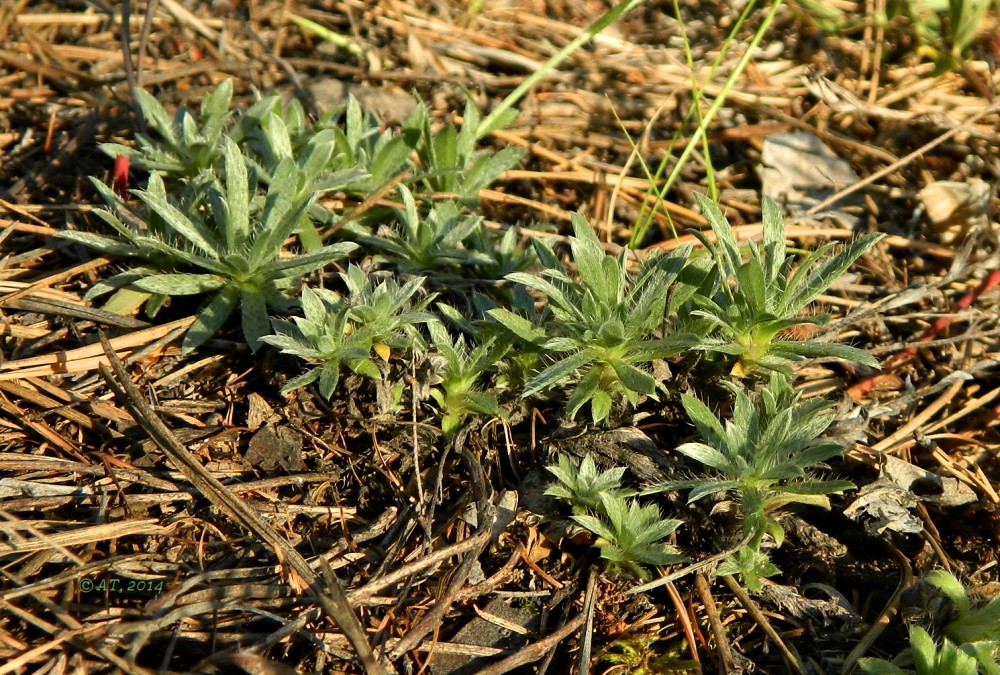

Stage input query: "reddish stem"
[
  {"left": 113, "top": 154, "right": 130, "bottom": 199},
  {"left": 847, "top": 269, "right": 1000, "bottom": 400}
]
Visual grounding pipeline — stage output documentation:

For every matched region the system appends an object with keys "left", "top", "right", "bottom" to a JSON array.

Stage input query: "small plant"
[
  {"left": 261, "top": 267, "right": 435, "bottom": 400},
  {"left": 412, "top": 97, "right": 524, "bottom": 201},
  {"left": 63, "top": 139, "right": 357, "bottom": 352},
  {"left": 238, "top": 94, "right": 417, "bottom": 200},
  {"left": 642, "top": 373, "right": 855, "bottom": 590},
  {"left": 600, "top": 634, "right": 699, "bottom": 674},
  {"left": 489, "top": 214, "right": 695, "bottom": 423},
  {"left": 859, "top": 626, "right": 982, "bottom": 675},
  {"left": 545, "top": 453, "right": 634, "bottom": 515},
  {"left": 467, "top": 224, "right": 537, "bottom": 280},
  {"left": 572, "top": 492, "right": 686, "bottom": 581},
  {"left": 101, "top": 80, "right": 235, "bottom": 178},
  {"left": 926, "top": 571, "right": 1000, "bottom": 650},
  {"left": 687, "top": 193, "right": 883, "bottom": 377},
  {"left": 891, "top": 570, "right": 1000, "bottom": 674},
  {"left": 425, "top": 321, "right": 507, "bottom": 437},
  {"left": 358, "top": 185, "right": 499, "bottom": 276},
  {"left": 893, "top": 0, "right": 992, "bottom": 66}
]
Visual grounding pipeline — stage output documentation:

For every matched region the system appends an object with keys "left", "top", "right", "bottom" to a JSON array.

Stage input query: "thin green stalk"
[
  {"left": 622, "top": 0, "right": 762, "bottom": 245},
  {"left": 629, "top": 0, "right": 784, "bottom": 247}
]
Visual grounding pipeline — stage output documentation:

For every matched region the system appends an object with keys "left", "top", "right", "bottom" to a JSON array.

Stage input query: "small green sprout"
[
  {"left": 859, "top": 626, "right": 982, "bottom": 675},
  {"left": 545, "top": 453, "right": 634, "bottom": 516},
  {"left": 643, "top": 373, "right": 855, "bottom": 590},
  {"left": 412, "top": 97, "right": 524, "bottom": 200},
  {"left": 261, "top": 267, "right": 434, "bottom": 400},
  {"left": 64, "top": 139, "right": 356, "bottom": 352},
  {"left": 490, "top": 213, "right": 695, "bottom": 423},
  {"left": 101, "top": 80, "right": 235, "bottom": 177},
  {"left": 924, "top": 570, "right": 1000, "bottom": 644},
  {"left": 359, "top": 185, "right": 502, "bottom": 276},
  {"left": 426, "top": 321, "right": 506, "bottom": 438},
  {"left": 688, "top": 193, "right": 883, "bottom": 377},
  {"left": 572, "top": 493, "right": 685, "bottom": 581}
]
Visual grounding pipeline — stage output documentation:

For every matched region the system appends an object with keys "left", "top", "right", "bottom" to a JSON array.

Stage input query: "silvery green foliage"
[
  {"left": 545, "top": 454, "right": 633, "bottom": 516},
  {"left": 101, "top": 80, "right": 235, "bottom": 177},
  {"left": 62, "top": 139, "right": 356, "bottom": 352},
  {"left": 358, "top": 185, "right": 534, "bottom": 281},
  {"left": 425, "top": 320, "right": 506, "bottom": 438},
  {"left": 413, "top": 97, "right": 524, "bottom": 200},
  {"left": 237, "top": 94, "right": 415, "bottom": 198},
  {"left": 688, "top": 193, "right": 884, "bottom": 377},
  {"left": 572, "top": 493, "right": 685, "bottom": 581},
  {"left": 261, "top": 266, "right": 435, "bottom": 400},
  {"left": 643, "top": 373, "right": 854, "bottom": 590},
  {"left": 489, "top": 214, "right": 695, "bottom": 423},
  {"left": 545, "top": 453, "right": 685, "bottom": 582}
]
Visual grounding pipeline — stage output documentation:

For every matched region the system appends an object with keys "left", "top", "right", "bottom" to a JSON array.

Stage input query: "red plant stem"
[
  {"left": 848, "top": 269, "right": 1000, "bottom": 399},
  {"left": 113, "top": 155, "right": 130, "bottom": 199}
]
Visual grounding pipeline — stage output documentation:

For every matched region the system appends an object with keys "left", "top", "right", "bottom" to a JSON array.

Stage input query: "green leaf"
[
  {"left": 734, "top": 259, "right": 767, "bottom": 318},
  {"left": 910, "top": 626, "right": 938, "bottom": 675},
  {"left": 200, "top": 79, "right": 233, "bottom": 142},
  {"left": 781, "top": 232, "right": 885, "bottom": 315},
  {"left": 136, "top": 176, "right": 220, "bottom": 258},
  {"left": 56, "top": 230, "right": 140, "bottom": 258},
  {"left": 182, "top": 286, "right": 239, "bottom": 353},
  {"left": 967, "top": 642, "right": 1000, "bottom": 675},
  {"left": 130, "top": 235, "right": 228, "bottom": 274},
  {"left": 370, "top": 133, "right": 417, "bottom": 182},
  {"left": 249, "top": 192, "right": 314, "bottom": 271},
  {"left": 456, "top": 97, "right": 481, "bottom": 162},
  {"left": 524, "top": 349, "right": 596, "bottom": 397},
  {"left": 263, "top": 110, "right": 294, "bottom": 161},
  {"left": 241, "top": 289, "right": 271, "bottom": 351},
  {"left": 300, "top": 128, "right": 336, "bottom": 181},
  {"left": 565, "top": 366, "right": 603, "bottom": 420},
  {"left": 569, "top": 214, "right": 613, "bottom": 303},
  {"left": 687, "top": 480, "right": 741, "bottom": 502},
  {"left": 949, "top": 0, "right": 990, "bottom": 55},
  {"left": 591, "top": 389, "right": 613, "bottom": 423},
  {"left": 432, "top": 124, "right": 459, "bottom": 190},
  {"left": 486, "top": 308, "right": 547, "bottom": 343},
  {"left": 611, "top": 361, "right": 656, "bottom": 396},
  {"left": 572, "top": 513, "right": 616, "bottom": 542},
  {"left": 857, "top": 658, "right": 907, "bottom": 675},
  {"left": 505, "top": 272, "right": 584, "bottom": 323},
  {"left": 132, "top": 273, "right": 226, "bottom": 295},
  {"left": 462, "top": 146, "right": 524, "bottom": 195},
  {"left": 773, "top": 340, "right": 880, "bottom": 367},
  {"left": 674, "top": 442, "right": 733, "bottom": 473},
  {"left": 761, "top": 195, "right": 786, "bottom": 289},
  {"left": 462, "top": 390, "right": 504, "bottom": 418},
  {"left": 694, "top": 192, "right": 743, "bottom": 276},
  {"left": 263, "top": 242, "right": 359, "bottom": 279},
  {"left": 350, "top": 358, "right": 382, "bottom": 380},
  {"left": 281, "top": 367, "right": 322, "bottom": 394},
  {"left": 135, "top": 88, "right": 179, "bottom": 147},
  {"left": 223, "top": 137, "right": 250, "bottom": 249},
  {"left": 318, "top": 363, "right": 342, "bottom": 400},
  {"left": 627, "top": 334, "right": 698, "bottom": 361},
  {"left": 679, "top": 394, "right": 726, "bottom": 447},
  {"left": 948, "top": 598, "right": 1000, "bottom": 645}
]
